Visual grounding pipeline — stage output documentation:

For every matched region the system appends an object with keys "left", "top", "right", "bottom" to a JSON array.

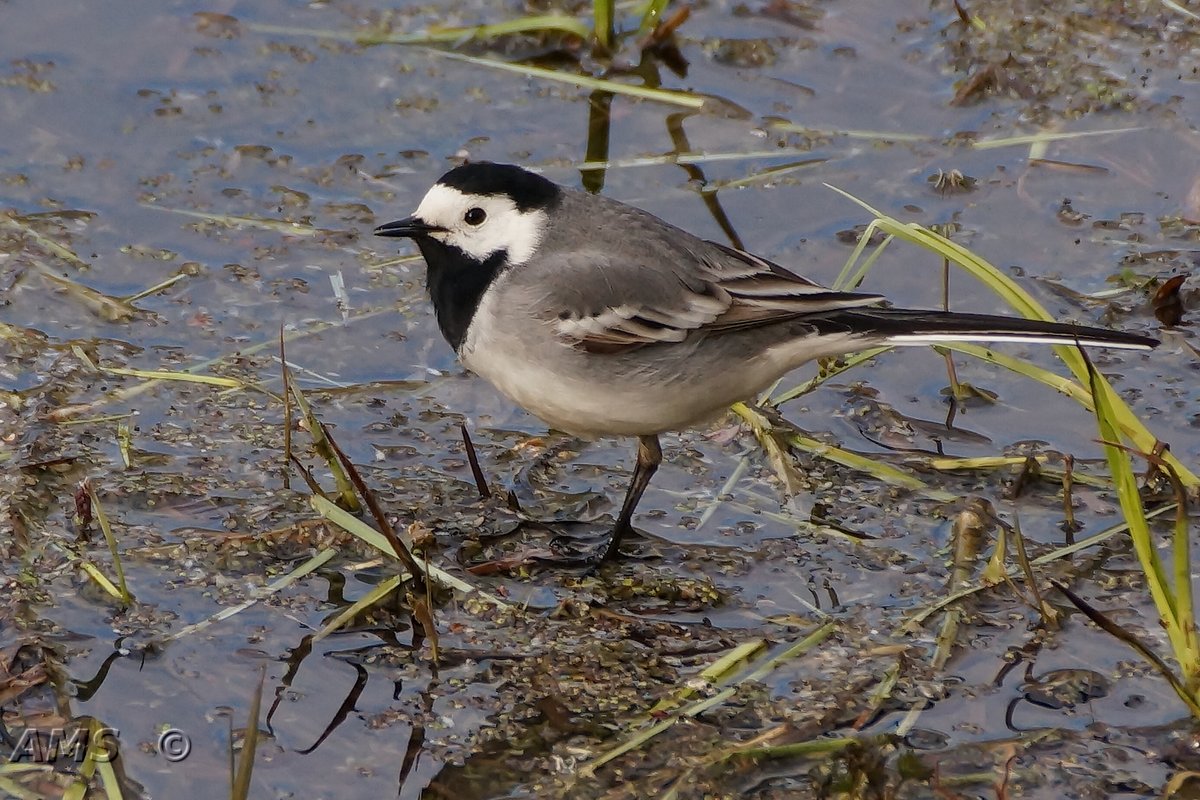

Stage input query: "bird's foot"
[
  {"left": 541, "top": 522, "right": 637, "bottom": 573},
  {"left": 461, "top": 516, "right": 645, "bottom": 575}
]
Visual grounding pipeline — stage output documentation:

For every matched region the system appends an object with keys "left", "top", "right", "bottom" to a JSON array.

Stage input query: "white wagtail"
[{"left": 376, "top": 162, "right": 1159, "bottom": 562}]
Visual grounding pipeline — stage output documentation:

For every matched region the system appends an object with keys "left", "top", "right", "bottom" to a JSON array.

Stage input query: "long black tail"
[{"left": 813, "top": 308, "right": 1158, "bottom": 350}]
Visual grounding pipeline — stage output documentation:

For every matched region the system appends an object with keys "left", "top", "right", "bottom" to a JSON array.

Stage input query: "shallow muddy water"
[{"left": 2, "top": 1, "right": 1199, "bottom": 798}]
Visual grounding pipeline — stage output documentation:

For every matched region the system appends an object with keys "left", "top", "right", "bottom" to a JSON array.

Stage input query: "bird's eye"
[{"left": 464, "top": 207, "right": 486, "bottom": 226}]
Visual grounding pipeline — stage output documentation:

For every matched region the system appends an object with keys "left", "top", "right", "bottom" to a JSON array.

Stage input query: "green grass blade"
[
  {"left": 310, "top": 495, "right": 511, "bottom": 609},
  {"left": 231, "top": 667, "right": 266, "bottom": 800},
  {"left": 424, "top": 49, "right": 704, "bottom": 108},
  {"left": 99, "top": 366, "right": 246, "bottom": 389},
  {"left": 766, "top": 121, "right": 934, "bottom": 143},
  {"left": 699, "top": 158, "right": 828, "bottom": 193},
  {"left": 0, "top": 212, "right": 91, "bottom": 270},
  {"left": 823, "top": 185, "right": 1197, "bottom": 488},
  {"left": 47, "top": 311, "right": 391, "bottom": 421},
  {"left": 782, "top": 429, "right": 956, "bottom": 500},
  {"left": 288, "top": 378, "right": 360, "bottom": 512},
  {"left": 166, "top": 548, "right": 338, "bottom": 641},
  {"left": 65, "top": 720, "right": 123, "bottom": 800},
  {"left": 123, "top": 272, "right": 187, "bottom": 303},
  {"left": 769, "top": 348, "right": 889, "bottom": 405},
  {"left": 141, "top": 202, "right": 330, "bottom": 235},
  {"left": 312, "top": 574, "right": 403, "bottom": 643},
  {"left": 1055, "top": 579, "right": 1200, "bottom": 717},
  {"left": 838, "top": 231, "right": 895, "bottom": 293},
  {"left": 902, "top": 503, "right": 1178, "bottom": 631},
  {"left": 593, "top": 0, "right": 614, "bottom": 49},
  {"left": 830, "top": 219, "right": 886, "bottom": 290},
  {"left": 1088, "top": 357, "right": 1192, "bottom": 667},
  {"left": 922, "top": 454, "right": 1110, "bottom": 488},
  {"left": 244, "top": 17, "right": 591, "bottom": 45},
  {"left": 0, "top": 764, "right": 53, "bottom": 786},
  {"left": 1162, "top": 0, "right": 1200, "bottom": 20},
  {"left": 970, "top": 127, "right": 1142, "bottom": 150},
  {"left": 646, "top": 639, "right": 768, "bottom": 716},
  {"left": 77, "top": 559, "right": 124, "bottom": 600},
  {"left": 85, "top": 482, "right": 132, "bottom": 605},
  {"left": 733, "top": 401, "right": 955, "bottom": 499},
  {"left": 36, "top": 267, "right": 137, "bottom": 321},
  {"left": 581, "top": 622, "right": 835, "bottom": 777},
  {"left": 92, "top": 721, "right": 124, "bottom": 800},
  {"left": 636, "top": 0, "right": 671, "bottom": 35},
  {"left": 729, "top": 737, "right": 858, "bottom": 760},
  {"left": 1173, "top": 491, "right": 1199, "bottom": 689},
  {"left": 571, "top": 148, "right": 839, "bottom": 171},
  {"left": 933, "top": 343, "right": 1093, "bottom": 407}
]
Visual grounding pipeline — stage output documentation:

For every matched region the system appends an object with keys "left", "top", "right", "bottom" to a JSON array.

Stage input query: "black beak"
[{"left": 374, "top": 216, "right": 444, "bottom": 239}]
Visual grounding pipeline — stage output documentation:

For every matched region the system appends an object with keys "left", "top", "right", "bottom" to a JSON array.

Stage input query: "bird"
[{"left": 375, "top": 161, "right": 1159, "bottom": 563}]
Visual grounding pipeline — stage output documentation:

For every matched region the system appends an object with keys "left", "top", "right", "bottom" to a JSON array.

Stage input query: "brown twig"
[
  {"left": 321, "top": 421, "right": 427, "bottom": 584},
  {"left": 280, "top": 325, "right": 292, "bottom": 491},
  {"left": 1052, "top": 580, "right": 1200, "bottom": 716}
]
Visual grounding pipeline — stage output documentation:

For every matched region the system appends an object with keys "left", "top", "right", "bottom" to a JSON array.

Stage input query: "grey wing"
[{"left": 518, "top": 241, "right": 886, "bottom": 353}]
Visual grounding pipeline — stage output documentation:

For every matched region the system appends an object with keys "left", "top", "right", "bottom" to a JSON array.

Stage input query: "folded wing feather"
[{"left": 536, "top": 240, "right": 884, "bottom": 353}]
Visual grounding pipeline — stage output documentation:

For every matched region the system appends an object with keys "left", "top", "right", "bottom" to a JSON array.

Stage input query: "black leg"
[{"left": 599, "top": 434, "right": 662, "bottom": 562}]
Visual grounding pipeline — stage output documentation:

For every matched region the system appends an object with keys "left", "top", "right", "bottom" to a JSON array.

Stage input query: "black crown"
[{"left": 437, "top": 162, "right": 562, "bottom": 213}]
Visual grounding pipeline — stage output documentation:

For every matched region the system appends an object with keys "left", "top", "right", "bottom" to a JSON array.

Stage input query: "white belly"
[
  {"left": 456, "top": 280, "right": 867, "bottom": 437},
  {"left": 457, "top": 288, "right": 735, "bottom": 436}
]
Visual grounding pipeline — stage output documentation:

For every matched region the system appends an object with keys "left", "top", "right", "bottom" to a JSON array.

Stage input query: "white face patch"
[{"left": 413, "top": 184, "right": 548, "bottom": 265}]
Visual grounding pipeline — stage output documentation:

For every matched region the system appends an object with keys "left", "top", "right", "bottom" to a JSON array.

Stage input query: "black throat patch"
[{"left": 415, "top": 237, "right": 507, "bottom": 352}]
